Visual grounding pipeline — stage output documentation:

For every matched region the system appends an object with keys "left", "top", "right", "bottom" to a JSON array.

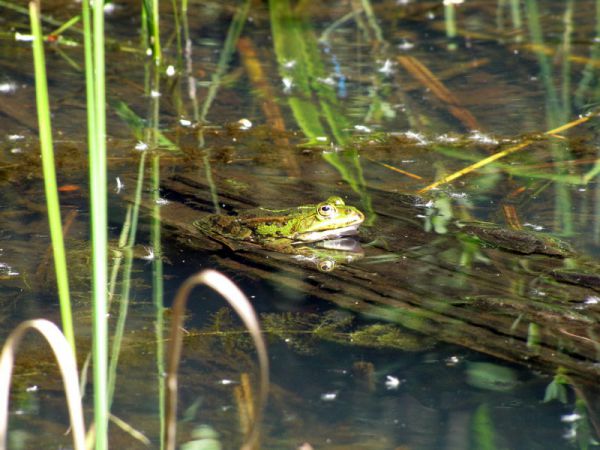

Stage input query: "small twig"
[{"left": 417, "top": 113, "right": 597, "bottom": 193}]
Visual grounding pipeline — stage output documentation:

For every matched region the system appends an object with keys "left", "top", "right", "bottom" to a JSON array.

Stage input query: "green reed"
[
  {"left": 82, "top": 0, "right": 109, "bottom": 446},
  {"left": 140, "top": 0, "right": 161, "bottom": 64},
  {"left": 152, "top": 154, "right": 166, "bottom": 450},
  {"left": 28, "top": 0, "right": 76, "bottom": 352},
  {"left": 28, "top": 0, "right": 109, "bottom": 447}
]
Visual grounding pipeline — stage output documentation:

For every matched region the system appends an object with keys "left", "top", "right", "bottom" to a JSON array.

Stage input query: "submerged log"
[{"left": 153, "top": 174, "right": 600, "bottom": 384}]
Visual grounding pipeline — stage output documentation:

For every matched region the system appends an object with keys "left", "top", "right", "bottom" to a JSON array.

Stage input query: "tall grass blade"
[
  {"left": 29, "top": 0, "right": 76, "bottom": 352},
  {"left": 509, "top": 0, "right": 523, "bottom": 31},
  {"left": 151, "top": 154, "right": 166, "bottom": 450},
  {"left": 151, "top": 0, "right": 161, "bottom": 63},
  {"left": 164, "top": 270, "right": 269, "bottom": 450},
  {"left": 83, "top": 0, "right": 109, "bottom": 445},
  {"left": 0, "top": 320, "right": 86, "bottom": 450}
]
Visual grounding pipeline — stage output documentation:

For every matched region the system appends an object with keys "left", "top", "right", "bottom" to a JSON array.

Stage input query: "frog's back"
[{"left": 194, "top": 214, "right": 253, "bottom": 241}]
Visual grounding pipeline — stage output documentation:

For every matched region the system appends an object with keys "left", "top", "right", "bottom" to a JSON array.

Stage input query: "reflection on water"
[{"left": 1, "top": 0, "right": 600, "bottom": 448}]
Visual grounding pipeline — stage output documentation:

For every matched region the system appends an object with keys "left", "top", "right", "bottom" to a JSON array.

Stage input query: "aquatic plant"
[
  {"left": 28, "top": 0, "right": 76, "bottom": 354},
  {"left": 165, "top": 270, "right": 269, "bottom": 450},
  {"left": 23, "top": 1, "right": 273, "bottom": 448},
  {"left": 0, "top": 320, "right": 85, "bottom": 450},
  {"left": 80, "top": 0, "right": 109, "bottom": 444}
]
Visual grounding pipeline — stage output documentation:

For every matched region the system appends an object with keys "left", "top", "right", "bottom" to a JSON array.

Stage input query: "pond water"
[{"left": 1, "top": 0, "right": 600, "bottom": 449}]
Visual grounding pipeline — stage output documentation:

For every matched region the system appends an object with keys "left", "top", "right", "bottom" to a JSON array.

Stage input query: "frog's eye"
[
  {"left": 317, "top": 203, "right": 337, "bottom": 218},
  {"left": 317, "top": 259, "right": 336, "bottom": 272},
  {"left": 326, "top": 196, "right": 345, "bottom": 206}
]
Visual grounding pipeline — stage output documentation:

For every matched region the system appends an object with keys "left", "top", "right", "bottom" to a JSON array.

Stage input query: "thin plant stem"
[
  {"left": 1, "top": 0, "right": 63, "bottom": 27},
  {"left": 509, "top": 0, "right": 522, "bottom": 30},
  {"left": 141, "top": 0, "right": 149, "bottom": 58},
  {"left": 200, "top": 0, "right": 250, "bottom": 122},
  {"left": 85, "top": 0, "right": 109, "bottom": 445},
  {"left": 574, "top": 0, "right": 600, "bottom": 105},
  {"left": 525, "top": 0, "right": 561, "bottom": 127},
  {"left": 152, "top": 153, "right": 166, "bottom": 450},
  {"left": 49, "top": 15, "right": 81, "bottom": 37},
  {"left": 152, "top": 0, "right": 161, "bottom": 64},
  {"left": 203, "top": 153, "right": 221, "bottom": 214},
  {"left": 561, "top": 0, "right": 574, "bottom": 121},
  {"left": 29, "top": 0, "right": 76, "bottom": 352},
  {"left": 360, "top": 0, "right": 384, "bottom": 43},
  {"left": 181, "top": 0, "right": 199, "bottom": 123},
  {"left": 170, "top": 0, "right": 181, "bottom": 60},
  {"left": 444, "top": 1, "right": 457, "bottom": 49},
  {"left": 106, "top": 249, "right": 131, "bottom": 408},
  {"left": 595, "top": 148, "right": 600, "bottom": 244},
  {"left": 107, "top": 152, "right": 146, "bottom": 408},
  {"left": 107, "top": 205, "right": 131, "bottom": 307}
]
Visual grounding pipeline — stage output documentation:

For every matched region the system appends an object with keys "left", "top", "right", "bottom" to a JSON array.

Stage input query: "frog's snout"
[{"left": 356, "top": 209, "right": 365, "bottom": 224}]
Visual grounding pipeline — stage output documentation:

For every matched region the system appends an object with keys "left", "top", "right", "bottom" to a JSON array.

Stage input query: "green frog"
[{"left": 193, "top": 196, "right": 365, "bottom": 256}]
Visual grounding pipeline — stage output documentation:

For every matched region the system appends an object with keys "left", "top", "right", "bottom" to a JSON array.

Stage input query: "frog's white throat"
[{"left": 295, "top": 224, "right": 360, "bottom": 242}]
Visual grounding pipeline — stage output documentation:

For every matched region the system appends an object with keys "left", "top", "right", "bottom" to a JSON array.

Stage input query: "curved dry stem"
[
  {"left": 164, "top": 270, "right": 269, "bottom": 450},
  {"left": 0, "top": 319, "right": 86, "bottom": 450}
]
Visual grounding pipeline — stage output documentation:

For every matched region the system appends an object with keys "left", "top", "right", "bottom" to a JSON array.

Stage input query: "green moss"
[
  {"left": 261, "top": 310, "right": 434, "bottom": 352},
  {"left": 348, "top": 323, "right": 434, "bottom": 351}
]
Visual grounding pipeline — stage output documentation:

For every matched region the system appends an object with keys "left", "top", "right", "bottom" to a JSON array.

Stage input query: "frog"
[{"left": 193, "top": 196, "right": 365, "bottom": 256}]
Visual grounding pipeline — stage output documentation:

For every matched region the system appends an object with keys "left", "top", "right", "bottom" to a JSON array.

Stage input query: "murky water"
[{"left": 1, "top": 0, "right": 600, "bottom": 448}]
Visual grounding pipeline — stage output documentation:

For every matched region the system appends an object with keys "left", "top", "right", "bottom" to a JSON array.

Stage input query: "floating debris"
[
  {"left": 378, "top": 59, "right": 395, "bottom": 76},
  {"left": 115, "top": 177, "right": 124, "bottom": 194},
  {"left": 0, "top": 81, "right": 18, "bottom": 93},
  {"left": 523, "top": 223, "right": 545, "bottom": 231},
  {"left": 398, "top": 39, "right": 415, "bottom": 50},
  {"left": 237, "top": 118, "right": 252, "bottom": 130},
  {"left": 134, "top": 141, "right": 148, "bottom": 151},
  {"left": 469, "top": 130, "right": 498, "bottom": 145},
  {"left": 141, "top": 247, "right": 155, "bottom": 261},
  {"left": 320, "top": 391, "right": 338, "bottom": 401},
  {"left": 283, "top": 59, "right": 296, "bottom": 69},
  {"left": 282, "top": 77, "right": 293, "bottom": 93},
  {"left": 561, "top": 413, "right": 582, "bottom": 423},
  {"left": 14, "top": 33, "right": 33, "bottom": 42},
  {"left": 354, "top": 125, "right": 372, "bottom": 133},
  {"left": 385, "top": 375, "right": 401, "bottom": 390}
]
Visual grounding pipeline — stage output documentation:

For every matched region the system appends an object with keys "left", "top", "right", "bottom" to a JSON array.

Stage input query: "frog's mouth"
[{"left": 294, "top": 224, "right": 361, "bottom": 242}]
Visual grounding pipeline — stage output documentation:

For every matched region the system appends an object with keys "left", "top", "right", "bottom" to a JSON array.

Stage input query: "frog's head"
[{"left": 292, "top": 196, "right": 365, "bottom": 242}]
